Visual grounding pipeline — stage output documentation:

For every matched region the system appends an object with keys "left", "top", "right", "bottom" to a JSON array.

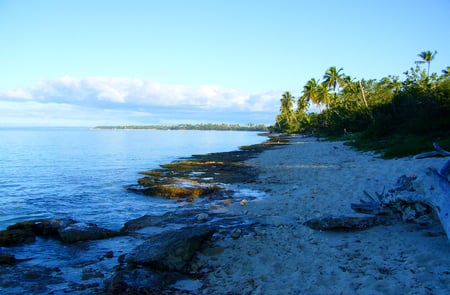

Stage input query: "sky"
[{"left": 1, "top": 0, "right": 449, "bottom": 127}]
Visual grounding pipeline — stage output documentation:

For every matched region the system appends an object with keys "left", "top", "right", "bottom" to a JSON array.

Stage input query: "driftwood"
[
  {"left": 306, "top": 143, "right": 450, "bottom": 242},
  {"left": 304, "top": 216, "right": 388, "bottom": 231},
  {"left": 415, "top": 142, "right": 450, "bottom": 159}
]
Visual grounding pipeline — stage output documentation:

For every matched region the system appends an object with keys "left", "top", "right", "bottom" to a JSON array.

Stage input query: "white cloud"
[
  {"left": 0, "top": 77, "right": 282, "bottom": 126},
  {"left": 0, "top": 88, "right": 33, "bottom": 100},
  {"left": 0, "top": 76, "right": 280, "bottom": 111}
]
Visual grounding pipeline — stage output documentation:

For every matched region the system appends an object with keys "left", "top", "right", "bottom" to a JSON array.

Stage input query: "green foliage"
[
  {"left": 348, "top": 133, "right": 450, "bottom": 158},
  {"left": 271, "top": 50, "right": 450, "bottom": 157}
]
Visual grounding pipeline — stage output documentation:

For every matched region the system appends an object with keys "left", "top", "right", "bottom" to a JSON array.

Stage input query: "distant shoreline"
[{"left": 94, "top": 123, "right": 269, "bottom": 132}]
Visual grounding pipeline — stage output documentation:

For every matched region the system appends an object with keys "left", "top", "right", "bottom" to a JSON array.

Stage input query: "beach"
[
  {"left": 2, "top": 134, "right": 449, "bottom": 294},
  {"left": 196, "top": 136, "right": 450, "bottom": 294}
]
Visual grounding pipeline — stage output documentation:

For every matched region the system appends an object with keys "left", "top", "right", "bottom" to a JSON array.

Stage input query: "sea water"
[{"left": 0, "top": 127, "right": 265, "bottom": 230}]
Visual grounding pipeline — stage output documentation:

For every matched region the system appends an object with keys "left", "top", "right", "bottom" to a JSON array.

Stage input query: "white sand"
[{"left": 197, "top": 136, "right": 450, "bottom": 294}]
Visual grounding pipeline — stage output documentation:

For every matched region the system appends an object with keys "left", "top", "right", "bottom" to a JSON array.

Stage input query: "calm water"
[{"left": 0, "top": 127, "right": 265, "bottom": 230}]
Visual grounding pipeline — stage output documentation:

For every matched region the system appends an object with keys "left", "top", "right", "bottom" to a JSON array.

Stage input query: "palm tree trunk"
[{"left": 359, "top": 81, "right": 368, "bottom": 108}]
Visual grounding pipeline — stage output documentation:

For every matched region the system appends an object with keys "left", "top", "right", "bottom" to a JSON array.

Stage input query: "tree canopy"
[{"left": 270, "top": 50, "right": 450, "bottom": 157}]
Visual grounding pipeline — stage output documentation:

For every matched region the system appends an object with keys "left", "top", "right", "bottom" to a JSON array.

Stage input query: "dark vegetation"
[
  {"left": 95, "top": 123, "right": 268, "bottom": 132},
  {"left": 270, "top": 51, "right": 450, "bottom": 158}
]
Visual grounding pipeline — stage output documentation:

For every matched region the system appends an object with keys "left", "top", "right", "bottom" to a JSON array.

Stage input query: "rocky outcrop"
[
  {"left": 103, "top": 267, "right": 182, "bottom": 295},
  {"left": 120, "top": 212, "right": 178, "bottom": 233},
  {"left": 58, "top": 223, "right": 120, "bottom": 243},
  {"left": 0, "top": 228, "right": 36, "bottom": 246},
  {"left": 102, "top": 225, "right": 215, "bottom": 294},
  {"left": 120, "top": 209, "right": 211, "bottom": 234},
  {"left": 126, "top": 226, "right": 215, "bottom": 272},
  {"left": 0, "top": 218, "right": 121, "bottom": 247},
  {"left": 0, "top": 253, "right": 17, "bottom": 265},
  {"left": 126, "top": 134, "right": 290, "bottom": 201}
]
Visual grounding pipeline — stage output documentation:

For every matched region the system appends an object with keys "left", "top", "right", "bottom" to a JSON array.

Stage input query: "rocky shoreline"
[
  {"left": 126, "top": 133, "right": 289, "bottom": 201},
  {"left": 0, "top": 133, "right": 290, "bottom": 294}
]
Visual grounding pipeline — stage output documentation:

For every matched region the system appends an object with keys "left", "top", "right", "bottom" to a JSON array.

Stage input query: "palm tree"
[
  {"left": 416, "top": 50, "right": 437, "bottom": 76},
  {"left": 296, "top": 95, "right": 309, "bottom": 115},
  {"left": 317, "top": 83, "right": 331, "bottom": 108},
  {"left": 301, "top": 78, "right": 332, "bottom": 110},
  {"left": 277, "top": 91, "right": 297, "bottom": 132},
  {"left": 301, "top": 78, "right": 320, "bottom": 105},
  {"left": 280, "top": 91, "right": 294, "bottom": 115},
  {"left": 323, "top": 66, "right": 345, "bottom": 93},
  {"left": 440, "top": 66, "right": 450, "bottom": 81}
]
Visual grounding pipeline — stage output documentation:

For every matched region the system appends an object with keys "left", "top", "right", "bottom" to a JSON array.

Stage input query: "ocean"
[{"left": 0, "top": 127, "right": 265, "bottom": 230}]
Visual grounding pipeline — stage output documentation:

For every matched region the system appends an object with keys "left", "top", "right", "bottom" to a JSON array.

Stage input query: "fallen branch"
[{"left": 415, "top": 142, "right": 450, "bottom": 159}]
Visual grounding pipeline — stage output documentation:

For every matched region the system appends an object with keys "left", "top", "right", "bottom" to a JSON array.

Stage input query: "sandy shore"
[{"left": 196, "top": 136, "right": 450, "bottom": 294}]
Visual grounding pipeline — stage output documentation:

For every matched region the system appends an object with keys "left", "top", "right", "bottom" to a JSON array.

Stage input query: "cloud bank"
[{"left": 0, "top": 77, "right": 281, "bottom": 126}]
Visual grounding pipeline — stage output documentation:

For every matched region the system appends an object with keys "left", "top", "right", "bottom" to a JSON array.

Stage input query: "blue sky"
[{"left": 1, "top": 0, "right": 449, "bottom": 127}]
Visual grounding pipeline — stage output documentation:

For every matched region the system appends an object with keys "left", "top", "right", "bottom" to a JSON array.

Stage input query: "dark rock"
[
  {"left": 126, "top": 226, "right": 215, "bottom": 272},
  {"left": 231, "top": 228, "right": 242, "bottom": 239},
  {"left": 104, "top": 251, "right": 114, "bottom": 259},
  {"left": 7, "top": 218, "right": 76, "bottom": 237},
  {"left": 0, "top": 253, "right": 16, "bottom": 265},
  {"left": 120, "top": 212, "right": 176, "bottom": 233},
  {"left": 0, "top": 228, "right": 36, "bottom": 246},
  {"left": 103, "top": 268, "right": 181, "bottom": 295},
  {"left": 1, "top": 218, "right": 76, "bottom": 246},
  {"left": 118, "top": 254, "right": 127, "bottom": 264},
  {"left": 2, "top": 218, "right": 120, "bottom": 246},
  {"left": 58, "top": 223, "right": 121, "bottom": 243},
  {"left": 0, "top": 264, "right": 65, "bottom": 293},
  {"left": 81, "top": 267, "right": 105, "bottom": 280},
  {"left": 120, "top": 209, "right": 209, "bottom": 234},
  {"left": 304, "top": 216, "right": 384, "bottom": 231}
]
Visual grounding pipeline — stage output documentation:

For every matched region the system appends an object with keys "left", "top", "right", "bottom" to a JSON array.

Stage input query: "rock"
[
  {"left": 7, "top": 218, "right": 76, "bottom": 237},
  {"left": 58, "top": 223, "right": 121, "bottom": 243},
  {"left": 1, "top": 218, "right": 77, "bottom": 246},
  {"left": 231, "top": 228, "right": 242, "bottom": 239},
  {"left": 126, "top": 226, "right": 215, "bottom": 272},
  {"left": 0, "top": 253, "right": 16, "bottom": 265},
  {"left": 304, "top": 216, "right": 384, "bottom": 231},
  {"left": 118, "top": 254, "right": 126, "bottom": 264},
  {"left": 0, "top": 229, "right": 36, "bottom": 246},
  {"left": 120, "top": 210, "right": 211, "bottom": 234},
  {"left": 253, "top": 227, "right": 267, "bottom": 236},
  {"left": 102, "top": 268, "right": 181, "bottom": 295},
  {"left": 120, "top": 212, "right": 176, "bottom": 233},
  {"left": 222, "top": 198, "right": 233, "bottom": 206},
  {"left": 2, "top": 218, "right": 120, "bottom": 244},
  {"left": 195, "top": 213, "right": 209, "bottom": 222},
  {"left": 104, "top": 251, "right": 114, "bottom": 259},
  {"left": 141, "top": 184, "right": 221, "bottom": 199},
  {"left": 240, "top": 199, "right": 248, "bottom": 206},
  {"left": 81, "top": 268, "right": 105, "bottom": 280}
]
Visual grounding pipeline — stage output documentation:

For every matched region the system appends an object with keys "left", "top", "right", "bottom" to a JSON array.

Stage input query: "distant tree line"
[
  {"left": 95, "top": 123, "right": 268, "bottom": 132},
  {"left": 270, "top": 50, "right": 450, "bottom": 156}
]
